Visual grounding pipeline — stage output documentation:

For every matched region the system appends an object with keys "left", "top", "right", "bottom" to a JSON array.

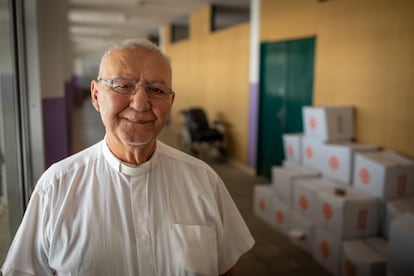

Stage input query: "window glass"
[
  {"left": 211, "top": 5, "right": 250, "bottom": 32},
  {"left": 170, "top": 16, "right": 189, "bottom": 43},
  {"left": 0, "top": 0, "right": 26, "bottom": 263}
]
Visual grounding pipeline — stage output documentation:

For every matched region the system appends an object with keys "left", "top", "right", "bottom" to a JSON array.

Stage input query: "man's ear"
[
  {"left": 90, "top": 80, "right": 100, "bottom": 112},
  {"left": 170, "top": 92, "right": 175, "bottom": 104}
]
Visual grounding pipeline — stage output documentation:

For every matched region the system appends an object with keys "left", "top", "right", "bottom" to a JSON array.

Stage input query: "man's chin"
[
  {"left": 126, "top": 141, "right": 152, "bottom": 147},
  {"left": 121, "top": 135, "right": 155, "bottom": 148}
]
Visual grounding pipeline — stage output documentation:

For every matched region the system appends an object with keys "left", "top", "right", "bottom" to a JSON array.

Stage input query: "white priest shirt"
[{"left": 1, "top": 139, "right": 254, "bottom": 276}]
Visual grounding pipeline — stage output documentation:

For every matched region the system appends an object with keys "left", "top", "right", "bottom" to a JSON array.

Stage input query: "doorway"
[{"left": 257, "top": 37, "right": 315, "bottom": 178}]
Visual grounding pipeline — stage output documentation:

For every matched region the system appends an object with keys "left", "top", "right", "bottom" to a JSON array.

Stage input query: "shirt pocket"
[{"left": 171, "top": 224, "right": 218, "bottom": 276}]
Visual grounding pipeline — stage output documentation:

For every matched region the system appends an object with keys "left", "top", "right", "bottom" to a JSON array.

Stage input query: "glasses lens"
[
  {"left": 106, "top": 78, "right": 172, "bottom": 99},
  {"left": 111, "top": 79, "right": 136, "bottom": 94},
  {"left": 146, "top": 83, "right": 170, "bottom": 99}
]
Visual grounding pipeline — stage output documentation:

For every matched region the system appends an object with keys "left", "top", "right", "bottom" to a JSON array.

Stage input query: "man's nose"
[{"left": 130, "top": 84, "right": 151, "bottom": 110}]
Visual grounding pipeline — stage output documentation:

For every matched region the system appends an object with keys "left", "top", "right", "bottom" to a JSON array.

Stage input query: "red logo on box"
[
  {"left": 397, "top": 174, "right": 407, "bottom": 195},
  {"left": 299, "top": 195, "right": 309, "bottom": 211},
  {"left": 357, "top": 209, "right": 368, "bottom": 230},
  {"left": 309, "top": 116, "right": 317, "bottom": 130},
  {"left": 345, "top": 259, "right": 356, "bottom": 276},
  {"left": 359, "top": 167, "right": 370, "bottom": 185},
  {"left": 276, "top": 210, "right": 284, "bottom": 224},
  {"left": 287, "top": 144, "right": 294, "bottom": 157},
  {"left": 323, "top": 202, "right": 333, "bottom": 220},
  {"left": 329, "top": 155, "right": 340, "bottom": 171},
  {"left": 259, "top": 199, "right": 266, "bottom": 211},
  {"left": 320, "top": 240, "right": 330, "bottom": 258},
  {"left": 306, "top": 146, "right": 314, "bottom": 160}
]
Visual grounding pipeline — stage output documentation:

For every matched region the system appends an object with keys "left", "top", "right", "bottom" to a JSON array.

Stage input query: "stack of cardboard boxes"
[{"left": 253, "top": 106, "right": 414, "bottom": 276}]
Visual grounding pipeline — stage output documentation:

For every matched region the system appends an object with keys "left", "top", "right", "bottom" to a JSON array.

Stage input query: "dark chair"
[{"left": 180, "top": 108, "right": 226, "bottom": 158}]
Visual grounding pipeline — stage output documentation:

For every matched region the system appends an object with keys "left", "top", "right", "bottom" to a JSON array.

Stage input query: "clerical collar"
[{"left": 102, "top": 137, "right": 157, "bottom": 176}]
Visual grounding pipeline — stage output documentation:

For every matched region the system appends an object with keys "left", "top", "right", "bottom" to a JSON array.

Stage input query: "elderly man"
[{"left": 1, "top": 38, "right": 254, "bottom": 276}]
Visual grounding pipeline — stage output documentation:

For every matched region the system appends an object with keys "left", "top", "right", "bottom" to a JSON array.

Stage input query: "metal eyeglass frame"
[{"left": 97, "top": 77, "right": 174, "bottom": 100}]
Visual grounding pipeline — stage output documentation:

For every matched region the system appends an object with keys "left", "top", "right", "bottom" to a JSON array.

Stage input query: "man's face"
[{"left": 91, "top": 48, "right": 174, "bottom": 155}]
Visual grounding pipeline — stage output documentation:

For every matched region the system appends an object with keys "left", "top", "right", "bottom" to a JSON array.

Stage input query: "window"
[
  {"left": 148, "top": 32, "right": 160, "bottom": 46},
  {"left": 170, "top": 16, "right": 189, "bottom": 43},
  {"left": 211, "top": 5, "right": 250, "bottom": 32}
]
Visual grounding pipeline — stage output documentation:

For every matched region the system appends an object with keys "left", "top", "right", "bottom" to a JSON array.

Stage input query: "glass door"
[{"left": 0, "top": 0, "right": 32, "bottom": 263}]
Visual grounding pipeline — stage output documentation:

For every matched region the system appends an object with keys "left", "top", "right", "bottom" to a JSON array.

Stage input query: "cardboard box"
[
  {"left": 313, "top": 228, "right": 342, "bottom": 275},
  {"left": 386, "top": 150, "right": 414, "bottom": 196},
  {"left": 293, "top": 177, "right": 338, "bottom": 221},
  {"left": 268, "top": 195, "right": 291, "bottom": 235},
  {"left": 283, "top": 133, "right": 303, "bottom": 165},
  {"left": 353, "top": 151, "right": 414, "bottom": 200},
  {"left": 382, "top": 197, "right": 414, "bottom": 239},
  {"left": 253, "top": 185, "right": 273, "bottom": 222},
  {"left": 289, "top": 211, "right": 315, "bottom": 253},
  {"left": 282, "top": 159, "right": 303, "bottom": 169},
  {"left": 315, "top": 186, "right": 380, "bottom": 239},
  {"left": 272, "top": 166, "right": 320, "bottom": 206},
  {"left": 302, "top": 106, "right": 355, "bottom": 142},
  {"left": 321, "top": 142, "right": 378, "bottom": 186},
  {"left": 301, "top": 136, "right": 325, "bottom": 171},
  {"left": 363, "top": 237, "right": 388, "bottom": 258},
  {"left": 341, "top": 239, "right": 387, "bottom": 276},
  {"left": 388, "top": 213, "right": 414, "bottom": 276}
]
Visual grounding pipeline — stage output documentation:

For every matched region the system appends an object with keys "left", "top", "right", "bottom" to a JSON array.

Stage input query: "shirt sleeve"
[
  {"left": 1, "top": 184, "right": 54, "bottom": 276},
  {"left": 214, "top": 176, "right": 255, "bottom": 274}
]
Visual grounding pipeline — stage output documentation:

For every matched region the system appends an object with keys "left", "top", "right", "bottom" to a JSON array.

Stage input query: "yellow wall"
[
  {"left": 164, "top": 0, "right": 414, "bottom": 166},
  {"left": 164, "top": 6, "right": 251, "bottom": 163},
  {"left": 261, "top": 0, "right": 414, "bottom": 158}
]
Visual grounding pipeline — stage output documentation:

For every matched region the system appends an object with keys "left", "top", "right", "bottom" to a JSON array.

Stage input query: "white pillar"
[
  {"left": 248, "top": 0, "right": 261, "bottom": 169},
  {"left": 249, "top": 0, "right": 260, "bottom": 85}
]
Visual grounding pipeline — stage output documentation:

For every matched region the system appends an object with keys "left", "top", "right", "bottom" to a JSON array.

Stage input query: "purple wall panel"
[
  {"left": 65, "top": 81, "right": 73, "bottom": 154},
  {"left": 72, "top": 75, "right": 84, "bottom": 107},
  {"left": 42, "top": 97, "right": 69, "bottom": 168},
  {"left": 248, "top": 83, "right": 259, "bottom": 168}
]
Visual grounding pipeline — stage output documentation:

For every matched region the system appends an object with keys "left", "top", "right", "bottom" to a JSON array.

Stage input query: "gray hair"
[{"left": 98, "top": 38, "right": 171, "bottom": 76}]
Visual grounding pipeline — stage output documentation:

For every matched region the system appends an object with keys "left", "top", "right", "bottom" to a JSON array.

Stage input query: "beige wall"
[
  {"left": 164, "top": 0, "right": 414, "bottom": 166},
  {"left": 261, "top": 0, "right": 414, "bottom": 158},
  {"left": 164, "top": 6, "right": 251, "bottom": 163}
]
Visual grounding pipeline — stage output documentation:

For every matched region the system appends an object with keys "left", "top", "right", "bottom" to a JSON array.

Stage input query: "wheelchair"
[{"left": 178, "top": 107, "right": 228, "bottom": 160}]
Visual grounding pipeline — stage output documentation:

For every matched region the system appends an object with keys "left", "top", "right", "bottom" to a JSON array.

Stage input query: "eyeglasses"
[{"left": 97, "top": 77, "right": 174, "bottom": 100}]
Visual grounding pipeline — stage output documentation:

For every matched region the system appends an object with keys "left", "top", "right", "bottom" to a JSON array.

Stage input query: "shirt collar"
[{"left": 102, "top": 137, "right": 157, "bottom": 176}]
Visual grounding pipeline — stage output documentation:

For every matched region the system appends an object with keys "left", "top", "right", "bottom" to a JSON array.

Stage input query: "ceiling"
[{"left": 68, "top": 0, "right": 250, "bottom": 58}]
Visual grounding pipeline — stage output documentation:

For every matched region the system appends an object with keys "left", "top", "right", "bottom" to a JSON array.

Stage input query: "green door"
[{"left": 257, "top": 37, "right": 315, "bottom": 178}]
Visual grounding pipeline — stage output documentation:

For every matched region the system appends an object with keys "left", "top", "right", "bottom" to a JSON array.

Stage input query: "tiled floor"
[{"left": 0, "top": 99, "right": 332, "bottom": 275}]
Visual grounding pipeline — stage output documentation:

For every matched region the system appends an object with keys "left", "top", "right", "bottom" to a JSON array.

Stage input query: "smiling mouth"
[{"left": 124, "top": 117, "right": 154, "bottom": 124}]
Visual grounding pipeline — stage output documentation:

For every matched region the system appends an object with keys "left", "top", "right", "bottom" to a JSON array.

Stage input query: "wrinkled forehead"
[{"left": 99, "top": 48, "right": 172, "bottom": 81}]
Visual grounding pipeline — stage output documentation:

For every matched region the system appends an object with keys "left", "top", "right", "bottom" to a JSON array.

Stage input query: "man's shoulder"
[
  {"left": 157, "top": 141, "right": 215, "bottom": 172},
  {"left": 51, "top": 140, "right": 103, "bottom": 170},
  {"left": 37, "top": 141, "right": 104, "bottom": 189}
]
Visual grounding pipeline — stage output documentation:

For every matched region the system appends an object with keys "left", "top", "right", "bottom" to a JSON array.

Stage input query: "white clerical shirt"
[{"left": 1, "top": 139, "right": 254, "bottom": 276}]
